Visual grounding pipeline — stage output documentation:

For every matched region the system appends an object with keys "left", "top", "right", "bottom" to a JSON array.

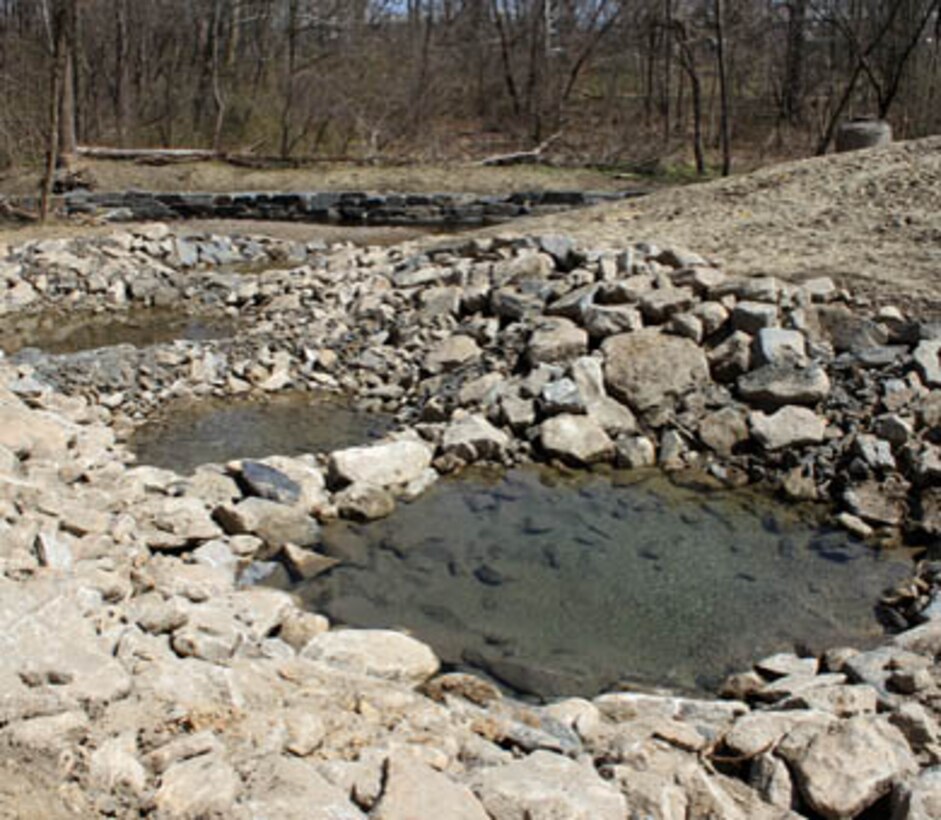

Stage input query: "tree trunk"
[{"left": 714, "top": 0, "right": 732, "bottom": 176}]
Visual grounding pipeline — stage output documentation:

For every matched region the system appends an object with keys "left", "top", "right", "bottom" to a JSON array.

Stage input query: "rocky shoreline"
[{"left": 2, "top": 224, "right": 941, "bottom": 817}]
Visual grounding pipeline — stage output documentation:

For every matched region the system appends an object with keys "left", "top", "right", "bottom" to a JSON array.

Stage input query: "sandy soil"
[{"left": 510, "top": 136, "right": 941, "bottom": 313}]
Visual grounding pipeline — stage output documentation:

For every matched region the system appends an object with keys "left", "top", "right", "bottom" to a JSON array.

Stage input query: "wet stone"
[{"left": 239, "top": 461, "right": 302, "bottom": 505}]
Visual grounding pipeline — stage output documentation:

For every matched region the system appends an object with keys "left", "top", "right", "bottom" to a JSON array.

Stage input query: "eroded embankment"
[{"left": 1, "top": 223, "right": 941, "bottom": 817}]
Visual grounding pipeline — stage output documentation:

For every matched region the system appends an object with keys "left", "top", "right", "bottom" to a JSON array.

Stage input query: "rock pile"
[{"left": 2, "top": 224, "right": 941, "bottom": 816}]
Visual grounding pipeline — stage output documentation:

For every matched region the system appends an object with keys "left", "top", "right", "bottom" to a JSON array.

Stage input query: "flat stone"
[
  {"left": 329, "top": 439, "right": 433, "bottom": 488},
  {"left": 473, "top": 750, "right": 625, "bottom": 820},
  {"left": 816, "top": 305, "right": 889, "bottom": 353},
  {"left": 239, "top": 460, "right": 301, "bottom": 505},
  {"left": 749, "top": 406, "right": 826, "bottom": 450},
  {"left": 540, "top": 414, "right": 615, "bottom": 466},
  {"left": 0, "top": 404, "right": 74, "bottom": 460},
  {"left": 738, "top": 363, "right": 831, "bottom": 407},
  {"left": 282, "top": 544, "right": 340, "bottom": 580},
  {"left": 301, "top": 629, "right": 439, "bottom": 684},
  {"left": 698, "top": 406, "right": 749, "bottom": 455},
  {"left": 603, "top": 329, "right": 711, "bottom": 414},
  {"left": 724, "top": 710, "right": 836, "bottom": 758},
  {"left": 843, "top": 478, "right": 909, "bottom": 526},
  {"left": 783, "top": 715, "right": 917, "bottom": 818},
  {"left": 639, "top": 287, "right": 695, "bottom": 323},
  {"left": 583, "top": 304, "right": 643, "bottom": 339},
  {"left": 755, "top": 652, "right": 819, "bottom": 679},
  {"left": 778, "top": 684, "right": 879, "bottom": 717},
  {"left": 242, "top": 757, "right": 366, "bottom": 819}
]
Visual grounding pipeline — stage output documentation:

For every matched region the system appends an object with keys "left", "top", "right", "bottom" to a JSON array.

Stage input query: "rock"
[
  {"left": 571, "top": 356, "right": 637, "bottom": 436},
  {"left": 756, "top": 652, "right": 819, "bottom": 679},
  {"left": 615, "top": 435, "right": 657, "bottom": 468},
  {"left": 698, "top": 406, "right": 750, "bottom": 455},
  {"left": 243, "top": 757, "right": 366, "bottom": 819},
  {"left": 639, "top": 287, "right": 695, "bottom": 323},
  {"left": 527, "top": 317, "right": 588, "bottom": 366},
  {"left": 779, "top": 684, "right": 879, "bottom": 717},
  {"left": 669, "top": 312, "right": 704, "bottom": 343},
  {"left": 914, "top": 340, "right": 941, "bottom": 387},
  {"left": 138, "top": 496, "right": 222, "bottom": 549},
  {"left": 155, "top": 754, "right": 240, "bottom": 817},
  {"left": 889, "top": 702, "right": 941, "bottom": 755},
  {"left": 499, "top": 395, "right": 537, "bottom": 433},
  {"left": 301, "top": 629, "right": 439, "bottom": 684},
  {"left": 539, "top": 378, "right": 585, "bottom": 415},
  {"left": 709, "top": 330, "right": 754, "bottom": 383},
  {"left": 329, "top": 439, "right": 433, "bottom": 488},
  {"left": 583, "top": 304, "right": 643, "bottom": 339},
  {"left": 855, "top": 434, "right": 897, "bottom": 471},
  {"left": 783, "top": 715, "right": 917, "bottom": 819},
  {"left": 335, "top": 482, "right": 396, "bottom": 521},
  {"left": 373, "top": 755, "right": 489, "bottom": 820},
  {"left": 844, "top": 478, "right": 909, "bottom": 526},
  {"left": 723, "top": 710, "right": 836, "bottom": 758},
  {"left": 473, "top": 750, "right": 625, "bottom": 820},
  {"left": 733, "top": 301, "right": 779, "bottom": 334},
  {"left": 749, "top": 406, "right": 827, "bottom": 450},
  {"left": 425, "top": 335, "right": 482, "bottom": 374},
  {"left": 239, "top": 460, "right": 301, "bottom": 505},
  {"left": 755, "top": 328, "right": 807, "bottom": 366},
  {"left": 894, "top": 767, "right": 941, "bottom": 820},
  {"left": 738, "top": 364, "right": 831, "bottom": 407},
  {"left": 441, "top": 414, "right": 511, "bottom": 461},
  {"left": 603, "top": 329, "right": 711, "bottom": 415},
  {"left": 540, "top": 414, "right": 615, "bottom": 466},
  {"left": 282, "top": 544, "right": 340, "bottom": 580},
  {"left": 750, "top": 753, "right": 795, "bottom": 810},
  {"left": 816, "top": 305, "right": 890, "bottom": 353},
  {"left": 0, "top": 404, "right": 74, "bottom": 460},
  {"left": 88, "top": 734, "right": 147, "bottom": 797},
  {"left": 215, "top": 497, "right": 320, "bottom": 551}
]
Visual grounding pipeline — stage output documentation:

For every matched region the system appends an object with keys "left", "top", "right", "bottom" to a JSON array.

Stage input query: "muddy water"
[
  {"left": 297, "top": 468, "right": 910, "bottom": 698},
  {"left": 0, "top": 310, "right": 236, "bottom": 356},
  {"left": 129, "top": 391, "right": 393, "bottom": 475}
]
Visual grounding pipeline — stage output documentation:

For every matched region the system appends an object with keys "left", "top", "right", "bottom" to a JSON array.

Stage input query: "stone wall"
[{"left": 59, "top": 188, "right": 643, "bottom": 225}]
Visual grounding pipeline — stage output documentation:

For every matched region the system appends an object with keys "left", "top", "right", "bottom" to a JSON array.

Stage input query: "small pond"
[
  {"left": 295, "top": 467, "right": 911, "bottom": 698},
  {"left": 0, "top": 310, "right": 236, "bottom": 356},
  {"left": 129, "top": 391, "right": 393, "bottom": 475}
]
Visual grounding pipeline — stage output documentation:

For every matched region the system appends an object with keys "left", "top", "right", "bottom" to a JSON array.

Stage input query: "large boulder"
[
  {"left": 749, "top": 406, "right": 827, "bottom": 450},
  {"left": 781, "top": 715, "right": 917, "bottom": 818},
  {"left": 737, "top": 363, "right": 831, "bottom": 408},
  {"left": 372, "top": 755, "right": 488, "bottom": 820},
  {"left": 602, "top": 329, "right": 711, "bottom": 414},
  {"left": 329, "top": 439, "right": 433, "bottom": 489}
]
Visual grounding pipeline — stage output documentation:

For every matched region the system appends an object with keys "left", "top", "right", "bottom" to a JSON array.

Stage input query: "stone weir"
[
  {"left": 57, "top": 188, "right": 644, "bottom": 226},
  {"left": 2, "top": 223, "right": 941, "bottom": 817}
]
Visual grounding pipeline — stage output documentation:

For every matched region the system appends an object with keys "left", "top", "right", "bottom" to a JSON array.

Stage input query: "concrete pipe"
[{"left": 835, "top": 119, "right": 892, "bottom": 153}]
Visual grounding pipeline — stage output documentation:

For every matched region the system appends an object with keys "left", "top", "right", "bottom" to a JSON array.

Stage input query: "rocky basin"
[{"left": 1, "top": 222, "right": 941, "bottom": 817}]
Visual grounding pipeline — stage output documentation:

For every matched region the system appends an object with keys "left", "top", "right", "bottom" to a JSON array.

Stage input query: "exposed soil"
[{"left": 507, "top": 136, "right": 941, "bottom": 314}]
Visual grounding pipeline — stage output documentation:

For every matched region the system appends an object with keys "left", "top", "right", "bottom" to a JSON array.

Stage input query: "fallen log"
[
  {"left": 77, "top": 146, "right": 217, "bottom": 163},
  {"left": 478, "top": 133, "right": 561, "bottom": 167}
]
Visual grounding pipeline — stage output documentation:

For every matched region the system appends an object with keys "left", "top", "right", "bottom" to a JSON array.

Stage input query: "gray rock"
[
  {"left": 239, "top": 460, "right": 302, "bottom": 505},
  {"left": 708, "top": 331, "right": 754, "bottom": 383},
  {"left": 540, "top": 378, "right": 585, "bottom": 415},
  {"left": 783, "top": 715, "right": 917, "bottom": 819},
  {"left": 603, "top": 329, "right": 711, "bottom": 414},
  {"left": 843, "top": 478, "right": 909, "bottom": 526},
  {"left": 749, "top": 406, "right": 826, "bottom": 450},
  {"left": 755, "top": 328, "right": 807, "bottom": 366},
  {"left": 301, "top": 629, "right": 440, "bottom": 685},
  {"left": 571, "top": 356, "right": 637, "bottom": 435},
  {"left": 425, "top": 335, "right": 482, "bottom": 374},
  {"left": 335, "top": 482, "right": 395, "bottom": 521},
  {"left": 441, "top": 413, "right": 511, "bottom": 461},
  {"left": 733, "top": 301, "right": 779, "bottom": 334},
  {"left": 893, "top": 766, "right": 941, "bottom": 820},
  {"left": 738, "top": 364, "right": 831, "bottom": 407},
  {"left": 615, "top": 435, "right": 657, "bottom": 468},
  {"left": 527, "top": 317, "right": 588, "bottom": 366},
  {"left": 243, "top": 757, "right": 366, "bottom": 819},
  {"left": 215, "top": 496, "right": 320, "bottom": 551},
  {"left": 499, "top": 395, "right": 537, "bottom": 433},
  {"left": 817, "top": 305, "right": 890, "bottom": 353},
  {"left": 755, "top": 652, "right": 819, "bottom": 679},
  {"left": 698, "top": 406, "right": 749, "bottom": 455},
  {"left": 914, "top": 340, "right": 941, "bottom": 387},
  {"left": 855, "top": 434, "right": 896, "bottom": 471},
  {"left": 329, "top": 439, "right": 433, "bottom": 488},
  {"left": 155, "top": 754, "right": 240, "bottom": 817},
  {"left": 540, "top": 414, "right": 615, "bottom": 466},
  {"left": 473, "top": 750, "right": 626, "bottom": 820},
  {"left": 639, "top": 287, "right": 695, "bottom": 323},
  {"left": 583, "top": 304, "right": 643, "bottom": 339}
]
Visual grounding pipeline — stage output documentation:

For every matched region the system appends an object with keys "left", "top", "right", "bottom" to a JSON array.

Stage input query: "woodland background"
[{"left": 1, "top": 0, "right": 939, "bottom": 178}]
